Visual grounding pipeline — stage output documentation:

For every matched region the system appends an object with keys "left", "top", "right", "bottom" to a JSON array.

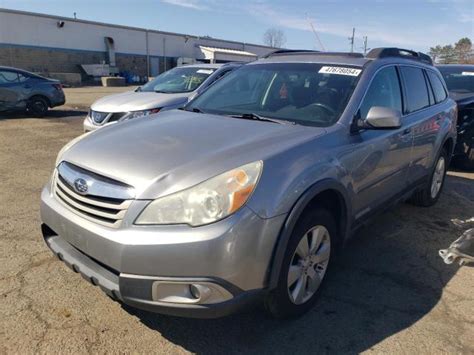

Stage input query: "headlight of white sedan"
[
  {"left": 135, "top": 161, "right": 263, "bottom": 226},
  {"left": 127, "top": 108, "right": 161, "bottom": 119}
]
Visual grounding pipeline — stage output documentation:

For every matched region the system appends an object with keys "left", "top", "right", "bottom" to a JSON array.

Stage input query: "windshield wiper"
[
  {"left": 229, "top": 113, "right": 295, "bottom": 125},
  {"left": 179, "top": 107, "right": 205, "bottom": 113}
]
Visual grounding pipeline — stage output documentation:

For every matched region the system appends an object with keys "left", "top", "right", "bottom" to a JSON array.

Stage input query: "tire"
[
  {"left": 410, "top": 148, "right": 448, "bottom": 207},
  {"left": 27, "top": 96, "right": 49, "bottom": 117},
  {"left": 264, "top": 208, "right": 337, "bottom": 319}
]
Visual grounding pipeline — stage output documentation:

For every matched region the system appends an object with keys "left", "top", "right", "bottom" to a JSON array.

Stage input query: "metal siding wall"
[{"left": 0, "top": 10, "right": 275, "bottom": 58}]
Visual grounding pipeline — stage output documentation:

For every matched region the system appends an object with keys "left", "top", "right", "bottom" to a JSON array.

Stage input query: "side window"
[
  {"left": 18, "top": 73, "right": 30, "bottom": 83},
  {"left": 400, "top": 66, "right": 430, "bottom": 113},
  {"left": 427, "top": 71, "right": 447, "bottom": 103},
  {"left": 424, "top": 71, "right": 435, "bottom": 105},
  {"left": 359, "top": 66, "right": 402, "bottom": 119},
  {"left": 0, "top": 71, "right": 20, "bottom": 84}
]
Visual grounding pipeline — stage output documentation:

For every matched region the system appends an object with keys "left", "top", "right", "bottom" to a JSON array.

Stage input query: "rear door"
[
  {"left": 350, "top": 65, "right": 413, "bottom": 217},
  {"left": 399, "top": 66, "right": 443, "bottom": 185}
]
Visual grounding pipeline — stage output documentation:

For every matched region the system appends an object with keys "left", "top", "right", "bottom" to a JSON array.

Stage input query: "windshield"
[
  {"left": 438, "top": 66, "right": 474, "bottom": 94},
  {"left": 187, "top": 63, "right": 361, "bottom": 126},
  {"left": 141, "top": 66, "right": 216, "bottom": 93}
]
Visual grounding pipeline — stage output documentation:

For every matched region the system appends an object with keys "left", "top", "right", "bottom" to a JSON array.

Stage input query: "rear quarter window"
[
  {"left": 400, "top": 66, "right": 430, "bottom": 113},
  {"left": 427, "top": 71, "right": 447, "bottom": 103}
]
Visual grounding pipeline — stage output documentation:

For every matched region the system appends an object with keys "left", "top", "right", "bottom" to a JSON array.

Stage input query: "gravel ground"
[
  {"left": 62, "top": 86, "right": 134, "bottom": 111},
  {"left": 0, "top": 110, "right": 473, "bottom": 354}
]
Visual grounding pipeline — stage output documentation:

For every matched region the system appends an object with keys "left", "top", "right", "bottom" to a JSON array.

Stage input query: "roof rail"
[
  {"left": 263, "top": 49, "right": 321, "bottom": 58},
  {"left": 263, "top": 50, "right": 364, "bottom": 59},
  {"left": 366, "top": 47, "right": 433, "bottom": 65}
]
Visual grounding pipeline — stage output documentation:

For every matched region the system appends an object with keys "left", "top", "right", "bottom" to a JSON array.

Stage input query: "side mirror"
[{"left": 362, "top": 106, "right": 402, "bottom": 129}]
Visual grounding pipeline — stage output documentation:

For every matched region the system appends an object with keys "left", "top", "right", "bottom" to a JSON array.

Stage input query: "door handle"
[{"left": 402, "top": 128, "right": 411, "bottom": 135}]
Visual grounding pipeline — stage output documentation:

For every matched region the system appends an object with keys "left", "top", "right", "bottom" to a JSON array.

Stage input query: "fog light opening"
[
  {"left": 189, "top": 284, "right": 212, "bottom": 303},
  {"left": 189, "top": 284, "right": 201, "bottom": 300}
]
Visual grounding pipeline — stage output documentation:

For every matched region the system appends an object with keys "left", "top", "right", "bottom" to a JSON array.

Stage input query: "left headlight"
[
  {"left": 128, "top": 108, "right": 161, "bottom": 119},
  {"left": 135, "top": 161, "right": 263, "bottom": 226}
]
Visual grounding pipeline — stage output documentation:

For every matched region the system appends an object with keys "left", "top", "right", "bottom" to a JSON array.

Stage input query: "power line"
[{"left": 306, "top": 14, "right": 326, "bottom": 51}]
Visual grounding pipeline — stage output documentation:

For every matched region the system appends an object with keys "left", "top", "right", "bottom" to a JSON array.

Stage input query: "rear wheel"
[
  {"left": 410, "top": 148, "right": 448, "bottom": 206},
  {"left": 27, "top": 96, "right": 49, "bottom": 117},
  {"left": 264, "top": 208, "right": 336, "bottom": 318}
]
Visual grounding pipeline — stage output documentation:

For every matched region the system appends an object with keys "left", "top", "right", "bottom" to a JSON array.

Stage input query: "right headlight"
[{"left": 135, "top": 161, "right": 263, "bottom": 227}]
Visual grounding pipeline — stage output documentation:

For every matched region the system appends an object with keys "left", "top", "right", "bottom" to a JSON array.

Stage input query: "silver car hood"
[
  {"left": 62, "top": 110, "right": 324, "bottom": 199},
  {"left": 90, "top": 91, "right": 190, "bottom": 113}
]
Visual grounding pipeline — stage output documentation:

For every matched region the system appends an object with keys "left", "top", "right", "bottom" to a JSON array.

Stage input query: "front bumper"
[
  {"left": 41, "top": 226, "right": 264, "bottom": 318},
  {"left": 40, "top": 183, "right": 286, "bottom": 317}
]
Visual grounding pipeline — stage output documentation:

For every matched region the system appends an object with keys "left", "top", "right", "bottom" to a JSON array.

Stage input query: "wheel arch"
[
  {"left": 267, "top": 179, "right": 352, "bottom": 290},
  {"left": 28, "top": 94, "right": 52, "bottom": 108}
]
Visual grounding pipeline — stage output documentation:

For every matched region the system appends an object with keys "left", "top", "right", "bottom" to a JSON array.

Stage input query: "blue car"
[{"left": 0, "top": 66, "right": 65, "bottom": 117}]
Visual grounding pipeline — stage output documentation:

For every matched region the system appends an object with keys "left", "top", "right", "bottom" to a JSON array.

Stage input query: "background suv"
[
  {"left": 41, "top": 48, "right": 456, "bottom": 318},
  {"left": 83, "top": 63, "right": 241, "bottom": 131},
  {"left": 0, "top": 66, "right": 65, "bottom": 117},
  {"left": 437, "top": 64, "right": 474, "bottom": 170}
]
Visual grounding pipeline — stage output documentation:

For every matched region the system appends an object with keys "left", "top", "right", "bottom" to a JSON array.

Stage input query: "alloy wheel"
[
  {"left": 287, "top": 225, "right": 331, "bottom": 305},
  {"left": 430, "top": 156, "right": 446, "bottom": 199}
]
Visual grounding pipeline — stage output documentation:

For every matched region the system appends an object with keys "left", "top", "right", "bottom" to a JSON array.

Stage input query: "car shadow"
[
  {"left": 122, "top": 175, "right": 472, "bottom": 354},
  {"left": 0, "top": 109, "right": 86, "bottom": 120}
]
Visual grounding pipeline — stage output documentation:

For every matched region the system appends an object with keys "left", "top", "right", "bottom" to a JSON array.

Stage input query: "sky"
[{"left": 0, "top": 0, "right": 473, "bottom": 53}]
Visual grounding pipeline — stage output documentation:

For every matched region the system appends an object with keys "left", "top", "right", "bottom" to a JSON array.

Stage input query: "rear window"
[
  {"left": 427, "top": 71, "right": 447, "bottom": 103},
  {"left": 400, "top": 66, "right": 430, "bottom": 113}
]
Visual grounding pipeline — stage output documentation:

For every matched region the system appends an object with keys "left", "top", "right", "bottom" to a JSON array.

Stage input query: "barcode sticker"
[
  {"left": 319, "top": 66, "right": 362, "bottom": 76},
  {"left": 461, "top": 71, "right": 474, "bottom": 76}
]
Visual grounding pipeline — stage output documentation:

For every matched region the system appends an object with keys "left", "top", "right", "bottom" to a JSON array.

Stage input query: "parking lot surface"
[
  {"left": 1, "top": 109, "right": 473, "bottom": 354},
  {"left": 62, "top": 86, "right": 134, "bottom": 111}
]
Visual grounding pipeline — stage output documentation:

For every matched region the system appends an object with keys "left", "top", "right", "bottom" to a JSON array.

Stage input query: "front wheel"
[
  {"left": 264, "top": 208, "right": 336, "bottom": 318},
  {"left": 410, "top": 148, "right": 448, "bottom": 207}
]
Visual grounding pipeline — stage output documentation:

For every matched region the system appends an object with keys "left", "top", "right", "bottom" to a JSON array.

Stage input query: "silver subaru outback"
[{"left": 41, "top": 48, "right": 457, "bottom": 318}]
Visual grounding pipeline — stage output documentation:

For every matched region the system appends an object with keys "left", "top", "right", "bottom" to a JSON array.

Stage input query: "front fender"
[{"left": 266, "top": 178, "right": 352, "bottom": 289}]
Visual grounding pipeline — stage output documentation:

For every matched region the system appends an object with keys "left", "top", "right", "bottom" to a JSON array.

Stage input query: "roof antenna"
[{"left": 306, "top": 14, "right": 326, "bottom": 51}]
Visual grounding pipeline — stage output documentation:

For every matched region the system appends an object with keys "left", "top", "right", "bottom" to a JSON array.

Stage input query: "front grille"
[
  {"left": 90, "top": 110, "right": 128, "bottom": 124},
  {"left": 53, "top": 163, "right": 134, "bottom": 228},
  {"left": 90, "top": 110, "right": 109, "bottom": 124}
]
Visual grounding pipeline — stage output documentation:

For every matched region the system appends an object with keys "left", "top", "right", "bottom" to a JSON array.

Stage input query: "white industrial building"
[{"left": 0, "top": 8, "right": 277, "bottom": 83}]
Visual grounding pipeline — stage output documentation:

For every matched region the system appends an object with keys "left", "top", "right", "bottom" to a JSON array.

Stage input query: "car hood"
[
  {"left": 90, "top": 91, "right": 190, "bottom": 112},
  {"left": 61, "top": 110, "right": 324, "bottom": 199}
]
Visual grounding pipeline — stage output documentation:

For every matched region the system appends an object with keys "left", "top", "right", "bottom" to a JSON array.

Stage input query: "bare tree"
[{"left": 263, "top": 28, "right": 286, "bottom": 48}]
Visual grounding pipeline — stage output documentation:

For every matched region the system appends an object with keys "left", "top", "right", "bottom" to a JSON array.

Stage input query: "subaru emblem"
[{"left": 74, "top": 178, "right": 88, "bottom": 194}]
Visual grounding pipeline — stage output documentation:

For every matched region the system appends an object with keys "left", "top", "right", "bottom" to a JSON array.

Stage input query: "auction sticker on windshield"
[
  {"left": 462, "top": 71, "right": 474, "bottom": 76},
  {"left": 319, "top": 66, "right": 362, "bottom": 76}
]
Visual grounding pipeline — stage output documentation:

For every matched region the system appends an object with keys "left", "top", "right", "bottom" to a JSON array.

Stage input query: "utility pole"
[
  {"left": 363, "top": 36, "right": 369, "bottom": 55},
  {"left": 348, "top": 28, "right": 355, "bottom": 52}
]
